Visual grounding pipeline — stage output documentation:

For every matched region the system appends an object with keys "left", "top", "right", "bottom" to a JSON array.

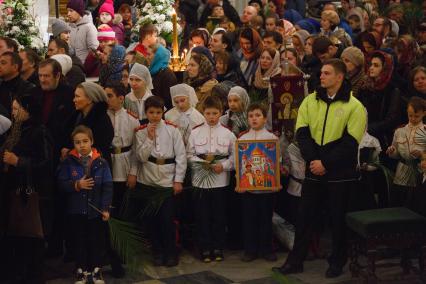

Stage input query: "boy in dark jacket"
[{"left": 57, "top": 125, "right": 112, "bottom": 284}]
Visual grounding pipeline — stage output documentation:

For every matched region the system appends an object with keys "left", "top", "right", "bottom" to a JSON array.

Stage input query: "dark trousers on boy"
[
  {"left": 242, "top": 192, "right": 275, "bottom": 256},
  {"left": 193, "top": 187, "right": 227, "bottom": 252},
  {"left": 69, "top": 215, "right": 105, "bottom": 271},
  {"left": 286, "top": 180, "right": 356, "bottom": 269}
]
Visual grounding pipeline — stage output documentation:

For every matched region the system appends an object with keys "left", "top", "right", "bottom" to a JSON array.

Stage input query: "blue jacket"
[{"left": 57, "top": 148, "right": 113, "bottom": 219}]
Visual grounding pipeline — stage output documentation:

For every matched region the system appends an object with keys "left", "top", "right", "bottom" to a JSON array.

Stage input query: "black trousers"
[
  {"left": 193, "top": 187, "right": 227, "bottom": 252},
  {"left": 112, "top": 182, "right": 128, "bottom": 218},
  {"left": 226, "top": 172, "right": 243, "bottom": 249},
  {"left": 69, "top": 215, "right": 105, "bottom": 271},
  {"left": 286, "top": 179, "right": 356, "bottom": 268},
  {"left": 242, "top": 192, "right": 275, "bottom": 255}
]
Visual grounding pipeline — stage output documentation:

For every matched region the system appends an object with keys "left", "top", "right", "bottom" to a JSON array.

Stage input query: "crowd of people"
[{"left": 0, "top": 0, "right": 426, "bottom": 283}]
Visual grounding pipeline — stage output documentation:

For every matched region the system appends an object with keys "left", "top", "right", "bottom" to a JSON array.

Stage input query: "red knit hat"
[
  {"left": 99, "top": 0, "right": 115, "bottom": 18},
  {"left": 97, "top": 24, "right": 116, "bottom": 41}
]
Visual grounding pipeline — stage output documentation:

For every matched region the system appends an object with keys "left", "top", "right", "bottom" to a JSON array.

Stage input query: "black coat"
[
  {"left": 0, "top": 120, "right": 54, "bottom": 235},
  {"left": 66, "top": 102, "right": 114, "bottom": 166},
  {"left": 0, "top": 75, "right": 36, "bottom": 116},
  {"left": 359, "top": 84, "right": 402, "bottom": 149},
  {"left": 66, "top": 55, "right": 86, "bottom": 89},
  {"left": 41, "top": 82, "right": 76, "bottom": 164},
  {"left": 199, "top": 0, "right": 241, "bottom": 27}
]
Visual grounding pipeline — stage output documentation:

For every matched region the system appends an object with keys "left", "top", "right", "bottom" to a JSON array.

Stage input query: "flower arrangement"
[
  {"left": 0, "top": 0, "right": 44, "bottom": 52},
  {"left": 133, "top": 0, "right": 181, "bottom": 44}
]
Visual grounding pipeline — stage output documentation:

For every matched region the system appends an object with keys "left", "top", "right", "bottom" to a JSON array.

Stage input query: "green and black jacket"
[{"left": 295, "top": 80, "right": 366, "bottom": 182}]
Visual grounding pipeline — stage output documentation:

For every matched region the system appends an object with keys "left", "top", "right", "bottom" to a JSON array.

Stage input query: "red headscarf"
[{"left": 368, "top": 50, "right": 394, "bottom": 91}]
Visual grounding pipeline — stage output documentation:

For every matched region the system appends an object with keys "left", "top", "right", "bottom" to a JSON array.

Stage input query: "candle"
[{"left": 171, "top": 9, "right": 179, "bottom": 59}]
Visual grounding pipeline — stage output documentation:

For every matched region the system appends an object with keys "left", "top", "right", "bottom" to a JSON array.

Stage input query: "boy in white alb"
[
  {"left": 187, "top": 96, "right": 236, "bottom": 262},
  {"left": 105, "top": 83, "right": 140, "bottom": 214},
  {"left": 124, "top": 63, "right": 154, "bottom": 124},
  {"left": 165, "top": 83, "right": 205, "bottom": 145},
  {"left": 133, "top": 96, "right": 187, "bottom": 267},
  {"left": 236, "top": 103, "right": 281, "bottom": 262}
]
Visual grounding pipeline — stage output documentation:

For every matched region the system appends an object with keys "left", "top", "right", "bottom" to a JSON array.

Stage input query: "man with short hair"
[
  {"left": 262, "top": 31, "right": 283, "bottom": 50},
  {"left": 273, "top": 59, "right": 366, "bottom": 279},
  {"left": 0, "top": 36, "right": 18, "bottom": 55},
  {"left": 209, "top": 31, "right": 232, "bottom": 56},
  {"left": 241, "top": 5, "right": 258, "bottom": 26},
  {"left": 47, "top": 38, "right": 85, "bottom": 88},
  {"left": 19, "top": 48, "right": 41, "bottom": 86},
  {"left": 0, "top": 52, "right": 35, "bottom": 114}
]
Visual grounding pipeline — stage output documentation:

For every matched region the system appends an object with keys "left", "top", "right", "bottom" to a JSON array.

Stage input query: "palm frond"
[
  {"left": 370, "top": 162, "right": 395, "bottom": 205},
  {"left": 121, "top": 187, "right": 174, "bottom": 218},
  {"left": 191, "top": 161, "right": 218, "bottom": 189},
  {"left": 271, "top": 270, "right": 299, "bottom": 284},
  {"left": 414, "top": 126, "right": 426, "bottom": 146},
  {"left": 108, "top": 218, "right": 151, "bottom": 272}
]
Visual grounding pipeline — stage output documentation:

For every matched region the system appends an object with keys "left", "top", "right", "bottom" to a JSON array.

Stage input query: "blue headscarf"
[
  {"left": 149, "top": 45, "right": 170, "bottom": 76},
  {"left": 295, "top": 19, "right": 317, "bottom": 34},
  {"left": 99, "top": 44, "right": 125, "bottom": 86}
]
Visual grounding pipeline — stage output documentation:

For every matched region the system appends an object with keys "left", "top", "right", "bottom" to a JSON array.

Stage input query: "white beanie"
[{"left": 51, "top": 54, "right": 73, "bottom": 75}]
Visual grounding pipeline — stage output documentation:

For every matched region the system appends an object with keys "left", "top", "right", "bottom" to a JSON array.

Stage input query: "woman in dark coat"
[
  {"left": 358, "top": 50, "right": 402, "bottom": 150},
  {"left": 63, "top": 82, "right": 114, "bottom": 167},
  {"left": 150, "top": 44, "right": 177, "bottom": 110},
  {"left": 1, "top": 94, "right": 54, "bottom": 284}
]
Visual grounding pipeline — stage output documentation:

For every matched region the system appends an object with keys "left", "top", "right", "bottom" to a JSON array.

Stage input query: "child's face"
[
  {"left": 203, "top": 107, "right": 222, "bottom": 126},
  {"left": 146, "top": 107, "right": 163, "bottom": 124},
  {"left": 73, "top": 133, "right": 93, "bottom": 156},
  {"left": 99, "top": 40, "right": 115, "bottom": 51},
  {"left": 121, "top": 70, "right": 129, "bottom": 87},
  {"left": 173, "top": 96, "right": 191, "bottom": 112},
  {"left": 228, "top": 95, "right": 242, "bottom": 113},
  {"left": 129, "top": 76, "right": 145, "bottom": 93},
  {"left": 120, "top": 9, "right": 132, "bottom": 22},
  {"left": 105, "top": 87, "right": 123, "bottom": 111},
  {"left": 265, "top": 18, "right": 276, "bottom": 32},
  {"left": 100, "top": 12, "right": 113, "bottom": 24},
  {"left": 348, "top": 17, "right": 360, "bottom": 31},
  {"left": 248, "top": 109, "right": 267, "bottom": 130},
  {"left": 407, "top": 105, "right": 425, "bottom": 126},
  {"left": 212, "top": 6, "right": 225, "bottom": 17}
]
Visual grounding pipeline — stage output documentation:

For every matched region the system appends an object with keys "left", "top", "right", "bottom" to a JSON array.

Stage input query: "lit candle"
[{"left": 171, "top": 9, "right": 179, "bottom": 59}]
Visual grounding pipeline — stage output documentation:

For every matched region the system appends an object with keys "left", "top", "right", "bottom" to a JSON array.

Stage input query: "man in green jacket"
[{"left": 273, "top": 58, "right": 366, "bottom": 278}]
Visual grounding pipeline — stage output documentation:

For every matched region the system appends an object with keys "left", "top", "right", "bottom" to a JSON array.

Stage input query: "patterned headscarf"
[{"left": 184, "top": 53, "right": 215, "bottom": 89}]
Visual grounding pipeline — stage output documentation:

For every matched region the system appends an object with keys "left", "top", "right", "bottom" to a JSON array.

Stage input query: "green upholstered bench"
[{"left": 346, "top": 207, "right": 426, "bottom": 283}]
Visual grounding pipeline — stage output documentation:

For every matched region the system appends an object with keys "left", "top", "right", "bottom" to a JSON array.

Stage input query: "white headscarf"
[
  {"left": 228, "top": 86, "right": 250, "bottom": 112},
  {"left": 170, "top": 83, "right": 199, "bottom": 108},
  {"left": 129, "top": 63, "right": 153, "bottom": 90}
]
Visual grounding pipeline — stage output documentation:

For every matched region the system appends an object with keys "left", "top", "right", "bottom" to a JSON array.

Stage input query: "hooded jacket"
[
  {"left": 69, "top": 12, "right": 99, "bottom": 63},
  {"left": 57, "top": 148, "right": 112, "bottom": 219},
  {"left": 295, "top": 80, "right": 366, "bottom": 181}
]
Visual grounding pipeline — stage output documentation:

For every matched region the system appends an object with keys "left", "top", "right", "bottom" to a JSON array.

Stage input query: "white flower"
[
  {"left": 145, "top": 3, "right": 151, "bottom": 9},
  {"left": 162, "top": 21, "right": 173, "bottom": 33},
  {"left": 10, "top": 26, "right": 20, "bottom": 34},
  {"left": 158, "top": 14, "right": 166, "bottom": 22},
  {"left": 29, "top": 26, "right": 37, "bottom": 33},
  {"left": 6, "top": 15, "right": 13, "bottom": 21},
  {"left": 157, "top": 5, "right": 163, "bottom": 10}
]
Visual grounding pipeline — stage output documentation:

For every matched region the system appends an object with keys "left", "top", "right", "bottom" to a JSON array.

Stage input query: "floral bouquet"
[
  {"left": 133, "top": 0, "right": 181, "bottom": 44},
  {"left": 0, "top": 0, "right": 44, "bottom": 52}
]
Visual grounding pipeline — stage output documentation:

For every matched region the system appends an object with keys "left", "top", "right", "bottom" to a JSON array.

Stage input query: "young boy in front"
[
  {"left": 133, "top": 96, "right": 187, "bottom": 267},
  {"left": 57, "top": 125, "right": 112, "bottom": 284},
  {"left": 187, "top": 96, "right": 236, "bottom": 262},
  {"left": 236, "top": 103, "right": 281, "bottom": 262}
]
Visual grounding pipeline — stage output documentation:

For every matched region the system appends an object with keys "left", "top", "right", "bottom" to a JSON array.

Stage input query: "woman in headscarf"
[
  {"left": 237, "top": 28, "right": 263, "bottom": 86},
  {"left": 394, "top": 35, "right": 422, "bottom": 91},
  {"left": 215, "top": 50, "right": 248, "bottom": 89},
  {"left": 220, "top": 86, "right": 250, "bottom": 137},
  {"left": 358, "top": 50, "right": 401, "bottom": 150},
  {"left": 99, "top": 44, "right": 126, "bottom": 87},
  {"left": 276, "top": 19, "right": 296, "bottom": 46},
  {"left": 1, "top": 94, "right": 53, "bottom": 284},
  {"left": 184, "top": 53, "right": 218, "bottom": 112},
  {"left": 359, "top": 31, "right": 382, "bottom": 65},
  {"left": 346, "top": 7, "right": 366, "bottom": 39},
  {"left": 319, "top": 10, "right": 352, "bottom": 48},
  {"left": 250, "top": 47, "right": 281, "bottom": 104},
  {"left": 124, "top": 63, "right": 154, "bottom": 123},
  {"left": 150, "top": 44, "right": 178, "bottom": 110},
  {"left": 165, "top": 83, "right": 205, "bottom": 145},
  {"left": 63, "top": 82, "right": 114, "bottom": 166},
  {"left": 340, "top": 46, "right": 368, "bottom": 97},
  {"left": 292, "top": 30, "right": 310, "bottom": 62}
]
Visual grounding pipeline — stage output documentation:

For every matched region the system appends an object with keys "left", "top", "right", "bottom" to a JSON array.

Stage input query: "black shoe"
[
  {"left": 201, "top": 251, "right": 212, "bottom": 263},
  {"left": 272, "top": 263, "right": 303, "bottom": 275},
  {"left": 241, "top": 252, "right": 257, "bottom": 262},
  {"left": 153, "top": 253, "right": 164, "bottom": 266},
  {"left": 165, "top": 255, "right": 179, "bottom": 267},
  {"left": 325, "top": 265, "right": 343, "bottom": 278},
  {"left": 213, "top": 249, "right": 224, "bottom": 261},
  {"left": 263, "top": 252, "right": 277, "bottom": 262}
]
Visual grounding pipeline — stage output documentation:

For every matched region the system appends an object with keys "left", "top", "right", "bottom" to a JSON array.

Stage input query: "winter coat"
[
  {"left": 66, "top": 102, "right": 114, "bottom": 167},
  {"left": 194, "top": 78, "right": 218, "bottom": 112},
  {"left": 0, "top": 75, "right": 36, "bottom": 115},
  {"left": 0, "top": 120, "right": 54, "bottom": 235},
  {"left": 152, "top": 68, "right": 177, "bottom": 111},
  {"left": 41, "top": 82, "right": 76, "bottom": 164},
  {"left": 57, "top": 148, "right": 113, "bottom": 219},
  {"left": 69, "top": 12, "right": 99, "bottom": 64},
  {"left": 84, "top": 48, "right": 101, "bottom": 77},
  {"left": 295, "top": 80, "right": 366, "bottom": 181},
  {"left": 358, "top": 84, "right": 402, "bottom": 149}
]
